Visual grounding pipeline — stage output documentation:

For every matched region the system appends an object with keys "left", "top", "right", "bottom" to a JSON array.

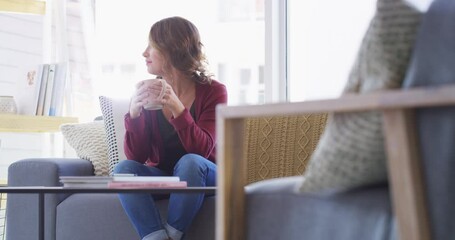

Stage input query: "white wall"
[
  {"left": 0, "top": 2, "right": 90, "bottom": 119},
  {"left": 0, "top": 13, "right": 44, "bottom": 96}
]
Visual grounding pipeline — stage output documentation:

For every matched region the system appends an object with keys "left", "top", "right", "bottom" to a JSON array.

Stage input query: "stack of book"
[
  {"left": 15, "top": 63, "right": 67, "bottom": 116},
  {"left": 59, "top": 175, "right": 188, "bottom": 188}
]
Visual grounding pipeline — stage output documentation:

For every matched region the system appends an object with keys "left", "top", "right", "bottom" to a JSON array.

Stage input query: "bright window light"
[
  {"left": 93, "top": 0, "right": 265, "bottom": 106},
  {"left": 288, "top": 0, "right": 376, "bottom": 101}
]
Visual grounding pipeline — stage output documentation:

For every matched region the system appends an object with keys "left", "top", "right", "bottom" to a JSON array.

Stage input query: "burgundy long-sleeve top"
[{"left": 123, "top": 80, "right": 227, "bottom": 167}]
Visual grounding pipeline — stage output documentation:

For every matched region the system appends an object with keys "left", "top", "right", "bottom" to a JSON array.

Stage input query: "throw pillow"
[
  {"left": 60, "top": 121, "right": 109, "bottom": 176},
  {"left": 297, "top": 0, "right": 423, "bottom": 192},
  {"left": 99, "top": 96, "right": 129, "bottom": 174}
]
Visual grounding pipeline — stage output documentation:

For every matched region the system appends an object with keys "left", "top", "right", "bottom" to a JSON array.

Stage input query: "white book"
[
  {"left": 36, "top": 64, "right": 50, "bottom": 115},
  {"left": 42, "top": 64, "right": 56, "bottom": 116},
  {"left": 60, "top": 176, "right": 181, "bottom": 188},
  {"left": 14, "top": 64, "right": 44, "bottom": 115},
  {"left": 60, "top": 176, "right": 112, "bottom": 188},
  {"left": 49, "top": 63, "right": 67, "bottom": 116}
]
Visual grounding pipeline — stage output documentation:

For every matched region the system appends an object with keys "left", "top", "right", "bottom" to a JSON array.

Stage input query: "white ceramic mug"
[{"left": 141, "top": 78, "right": 166, "bottom": 110}]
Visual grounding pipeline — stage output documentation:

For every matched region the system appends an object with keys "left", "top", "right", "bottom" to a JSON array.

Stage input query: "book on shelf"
[
  {"left": 15, "top": 63, "right": 68, "bottom": 116},
  {"left": 49, "top": 63, "right": 67, "bottom": 116},
  {"left": 42, "top": 63, "right": 56, "bottom": 116},
  {"left": 14, "top": 64, "right": 44, "bottom": 115},
  {"left": 36, "top": 64, "right": 50, "bottom": 115}
]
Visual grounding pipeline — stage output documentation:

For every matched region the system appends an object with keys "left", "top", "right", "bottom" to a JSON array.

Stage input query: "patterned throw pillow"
[
  {"left": 60, "top": 121, "right": 109, "bottom": 176},
  {"left": 99, "top": 96, "right": 129, "bottom": 174},
  {"left": 297, "top": 0, "right": 423, "bottom": 192}
]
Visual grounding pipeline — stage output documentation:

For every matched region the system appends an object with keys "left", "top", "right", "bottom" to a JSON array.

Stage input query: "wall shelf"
[
  {"left": 0, "top": 114, "right": 78, "bottom": 132},
  {"left": 0, "top": 0, "right": 46, "bottom": 15}
]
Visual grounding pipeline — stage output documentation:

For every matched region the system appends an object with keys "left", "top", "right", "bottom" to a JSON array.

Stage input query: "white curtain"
[{"left": 45, "top": 0, "right": 96, "bottom": 121}]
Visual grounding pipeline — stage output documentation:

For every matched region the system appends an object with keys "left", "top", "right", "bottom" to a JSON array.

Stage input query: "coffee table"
[{"left": 0, "top": 186, "right": 216, "bottom": 240}]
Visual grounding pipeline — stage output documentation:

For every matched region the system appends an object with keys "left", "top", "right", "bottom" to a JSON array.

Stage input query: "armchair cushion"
[
  {"left": 244, "top": 114, "right": 327, "bottom": 184},
  {"left": 60, "top": 121, "right": 109, "bottom": 176},
  {"left": 247, "top": 177, "right": 394, "bottom": 240},
  {"left": 401, "top": 0, "right": 455, "bottom": 238},
  {"left": 298, "top": 0, "right": 423, "bottom": 192}
]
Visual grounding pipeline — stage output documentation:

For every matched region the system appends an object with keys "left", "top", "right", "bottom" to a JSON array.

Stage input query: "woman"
[{"left": 114, "top": 16, "right": 227, "bottom": 240}]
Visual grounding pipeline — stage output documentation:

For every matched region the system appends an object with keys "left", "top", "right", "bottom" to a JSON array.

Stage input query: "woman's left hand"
[{"left": 161, "top": 84, "right": 185, "bottom": 118}]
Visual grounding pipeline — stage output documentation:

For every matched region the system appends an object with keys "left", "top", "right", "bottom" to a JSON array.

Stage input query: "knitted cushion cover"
[
  {"left": 60, "top": 121, "right": 109, "bottom": 176},
  {"left": 244, "top": 114, "right": 327, "bottom": 184},
  {"left": 99, "top": 96, "right": 129, "bottom": 174},
  {"left": 297, "top": 0, "right": 423, "bottom": 192}
]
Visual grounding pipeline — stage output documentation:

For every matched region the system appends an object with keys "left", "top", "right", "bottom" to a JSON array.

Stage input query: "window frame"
[{"left": 264, "top": 0, "right": 288, "bottom": 103}]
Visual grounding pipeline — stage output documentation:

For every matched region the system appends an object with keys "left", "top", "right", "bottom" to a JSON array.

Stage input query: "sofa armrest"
[
  {"left": 216, "top": 84, "right": 455, "bottom": 240},
  {"left": 6, "top": 158, "right": 94, "bottom": 240},
  {"left": 8, "top": 158, "right": 94, "bottom": 187}
]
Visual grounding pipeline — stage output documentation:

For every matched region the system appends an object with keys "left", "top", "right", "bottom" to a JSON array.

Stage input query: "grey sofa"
[
  {"left": 6, "top": 111, "right": 328, "bottom": 240},
  {"left": 6, "top": 112, "right": 327, "bottom": 240},
  {"left": 6, "top": 158, "right": 215, "bottom": 240},
  {"left": 216, "top": 0, "right": 455, "bottom": 239}
]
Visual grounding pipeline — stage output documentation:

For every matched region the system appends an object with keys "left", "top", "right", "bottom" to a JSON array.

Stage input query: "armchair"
[
  {"left": 217, "top": 85, "right": 455, "bottom": 240},
  {"left": 216, "top": 0, "right": 455, "bottom": 239}
]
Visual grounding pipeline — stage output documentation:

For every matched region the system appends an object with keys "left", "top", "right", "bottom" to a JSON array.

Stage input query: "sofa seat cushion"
[
  {"left": 56, "top": 193, "right": 138, "bottom": 240},
  {"left": 246, "top": 177, "right": 396, "bottom": 240},
  {"left": 55, "top": 193, "right": 215, "bottom": 240}
]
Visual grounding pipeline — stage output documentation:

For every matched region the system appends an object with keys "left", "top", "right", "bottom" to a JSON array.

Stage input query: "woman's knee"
[
  {"left": 113, "top": 159, "right": 142, "bottom": 174},
  {"left": 175, "top": 154, "right": 206, "bottom": 170},
  {"left": 174, "top": 154, "right": 216, "bottom": 186}
]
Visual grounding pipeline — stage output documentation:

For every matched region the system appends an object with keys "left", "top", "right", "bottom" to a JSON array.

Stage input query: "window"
[
  {"left": 287, "top": 0, "right": 376, "bottom": 101},
  {"left": 93, "top": 0, "right": 265, "bottom": 109}
]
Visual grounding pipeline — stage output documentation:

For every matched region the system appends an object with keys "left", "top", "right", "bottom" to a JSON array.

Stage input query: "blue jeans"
[{"left": 113, "top": 154, "right": 217, "bottom": 240}]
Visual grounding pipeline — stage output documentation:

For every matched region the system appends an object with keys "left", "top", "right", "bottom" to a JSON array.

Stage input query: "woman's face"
[{"left": 142, "top": 43, "right": 164, "bottom": 76}]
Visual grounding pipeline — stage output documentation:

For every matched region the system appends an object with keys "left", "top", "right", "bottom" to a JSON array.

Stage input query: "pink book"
[{"left": 108, "top": 181, "right": 187, "bottom": 189}]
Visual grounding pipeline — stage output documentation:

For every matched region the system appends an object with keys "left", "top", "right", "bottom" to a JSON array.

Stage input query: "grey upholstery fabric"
[
  {"left": 56, "top": 194, "right": 139, "bottom": 240},
  {"left": 55, "top": 194, "right": 215, "bottom": 240},
  {"left": 246, "top": 177, "right": 396, "bottom": 240},
  {"left": 6, "top": 158, "right": 214, "bottom": 240},
  {"left": 6, "top": 158, "right": 93, "bottom": 240},
  {"left": 402, "top": 0, "right": 455, "bottom": 239}
]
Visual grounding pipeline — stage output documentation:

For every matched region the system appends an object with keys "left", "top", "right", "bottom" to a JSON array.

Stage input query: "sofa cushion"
[
  {"left": 60, "top": 121, "right": 109, "bottom": 176},
  {"left": 56, "top": 193, "right": 139, "bottom": 240},
  {"left": 99, "top": 96, "right": 129, "bottom": 174},
  {"left": 56, "top": 193, "right": 215, "bottom": 240},
  {"left": 297, "top": 0, "right": 423, "bottom": 192}
]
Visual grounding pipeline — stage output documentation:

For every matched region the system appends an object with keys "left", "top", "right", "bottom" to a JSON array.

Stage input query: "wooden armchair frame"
[{"left": 216, "top": 84, "right": 455, "bottom": 240}]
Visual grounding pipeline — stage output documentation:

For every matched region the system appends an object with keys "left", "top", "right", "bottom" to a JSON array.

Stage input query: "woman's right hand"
[
  {"left": 129, "top": 81, "right": 149, "bottom": 118},
  {"left": 130, "top": 79, "right": 165, "bottom": 118}
]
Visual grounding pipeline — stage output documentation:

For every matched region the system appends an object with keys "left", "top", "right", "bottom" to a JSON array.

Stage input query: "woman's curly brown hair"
[{"left": 149, "top": 16, "right": 213, "bottom": 84}]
